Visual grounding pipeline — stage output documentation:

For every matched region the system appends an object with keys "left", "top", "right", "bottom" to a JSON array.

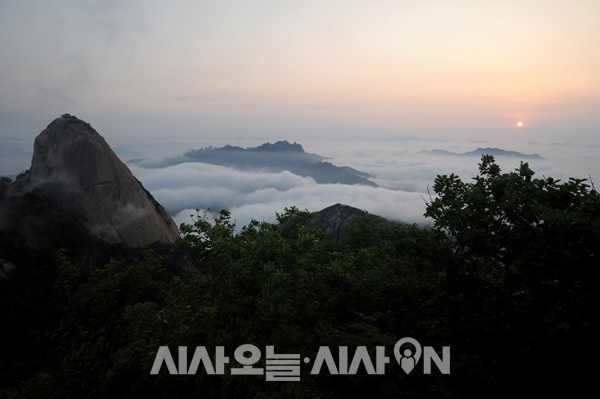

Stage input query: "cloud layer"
[
  {"left": 131, "top": 162, "right": 429, "bottom": 230},
  {"left": 129, "top": 138, "right": 599, "bottom": 231}
]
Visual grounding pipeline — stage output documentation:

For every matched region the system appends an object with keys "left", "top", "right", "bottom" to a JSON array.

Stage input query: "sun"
[{"left": 516, "top": 121, "right": 523, "bottom": 127}]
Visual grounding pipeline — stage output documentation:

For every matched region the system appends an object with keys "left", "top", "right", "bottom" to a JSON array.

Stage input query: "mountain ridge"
[
  {"left": 313, "top": 203, "right": 397, "bottom": 240},
  {"left": 129, "top": 140, "right": 377, "bottom": 187},
  {"left": 425, "top": 147, "right": 544, "bottom": 159}
]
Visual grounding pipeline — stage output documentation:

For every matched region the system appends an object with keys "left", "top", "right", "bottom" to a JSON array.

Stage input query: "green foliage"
[
  {"left": 425, "top": 155, "right": 600, "bottom": 394},
  {"left": 2, "top": 157, "right": 598, "bottom": 398},
  {"left": 426, "top": 155, "right": 600, "bottom": 272}
]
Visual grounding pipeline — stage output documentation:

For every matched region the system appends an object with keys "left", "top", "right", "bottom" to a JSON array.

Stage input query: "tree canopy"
[{"left": 1, "top": 156, "right": 598, "bottom": 398}]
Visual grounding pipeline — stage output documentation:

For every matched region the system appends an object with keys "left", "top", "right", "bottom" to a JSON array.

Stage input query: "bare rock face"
[
  {"left": 313, "top": 203, "right": 397, "bottom": 240},
  {"left": 26, "top": 114, "right": 179, "bottom": 247}
]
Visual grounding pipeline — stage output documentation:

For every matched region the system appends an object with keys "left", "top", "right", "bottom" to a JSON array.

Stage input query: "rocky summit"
[{"left": 23, "top": 114, "right": 179, "bottom": 247}]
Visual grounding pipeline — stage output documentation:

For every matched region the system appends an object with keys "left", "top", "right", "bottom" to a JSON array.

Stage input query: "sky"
[
  {"left": 1, "top": 0, "right": 599, "bottom": 144},
  {"left": 1, "top": 0, "right": 599, "bottom": 226}
]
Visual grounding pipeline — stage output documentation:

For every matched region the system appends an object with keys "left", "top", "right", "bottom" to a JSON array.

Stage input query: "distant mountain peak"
[
  {"left": 251, "top": 140, "right": 305, "bottom": 153},
  {"left": 426, "top": 147, "right": 544, "bottom": 159},
  {"left": 129, "top": 140, "right": 377, "bottom": 187},
  {"left": 466, "top": 147, "right": 544, "bottom": 159}
]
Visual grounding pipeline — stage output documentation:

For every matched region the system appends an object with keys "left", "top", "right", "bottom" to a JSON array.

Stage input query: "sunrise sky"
[{"left": 1, "top": 0, "right": 599, "bottom": 144}]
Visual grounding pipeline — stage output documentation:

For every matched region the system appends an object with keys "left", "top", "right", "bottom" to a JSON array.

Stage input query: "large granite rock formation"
[{"left": 23, "top": 114, "right": 179, "bottom": 247}]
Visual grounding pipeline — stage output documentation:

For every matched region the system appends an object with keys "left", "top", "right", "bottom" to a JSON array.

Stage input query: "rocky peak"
[
  {"left": 313, "top": 203, "right": 395, "bottom": 240},
  {"left": 25, "top": 114, "right": 180, "bottom": 247},
  {"left": 313, "top": 204, "right": 368, "bottom": 239},
  {"left": 252, "top": 140, "right": 305, "bottom": 153}
]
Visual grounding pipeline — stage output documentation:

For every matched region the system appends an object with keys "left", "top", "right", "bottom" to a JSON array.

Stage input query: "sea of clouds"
[
  {"left": 127, "top": 137, "right": 600, "bottom": 230},
  {"left": 2, "top": 133, "right": 597, "bottom": 231}
]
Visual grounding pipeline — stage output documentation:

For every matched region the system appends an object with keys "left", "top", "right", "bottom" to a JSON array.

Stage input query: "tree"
[{"left": 425, "top": 155, "right": 600, "bottom": 396}]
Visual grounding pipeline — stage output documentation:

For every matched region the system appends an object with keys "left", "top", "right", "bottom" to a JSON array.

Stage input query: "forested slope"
[{"left": 1, "top": 156, "right": 598, "bottom": 398}]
